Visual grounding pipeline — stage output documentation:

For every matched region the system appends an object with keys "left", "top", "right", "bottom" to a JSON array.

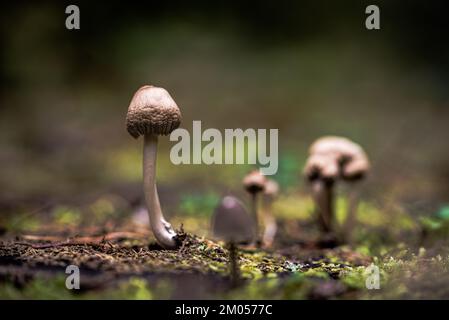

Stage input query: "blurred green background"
[{"left": 0, "top": 1, "right": 448, "bottom": 239}]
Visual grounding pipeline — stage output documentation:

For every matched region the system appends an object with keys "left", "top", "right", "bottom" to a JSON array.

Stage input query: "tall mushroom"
[
  {"left": 243, "top": 170, "right": 267, "bottom": 244},
  {"left": 304, "top": 136, "right": 370, "bottom": 239},
  {"left": 211, "top": 196, "right": 255, "bottom": 287},
  {"left": 126, "top": 85, "right": 181, "bottom": 249},
  {"left": 262, "top": 178, "right": 279, "bottom": 248}
]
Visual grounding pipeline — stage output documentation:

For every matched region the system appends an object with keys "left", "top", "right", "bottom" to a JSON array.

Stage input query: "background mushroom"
[
  {"left": 126, "top": 85, "right": 182, "bottom": 249},
  {"left": 211, "top": 195, "right": 255, "bottom": 287},
  {"left": 304, "top": 136, "right": 370, "bottom": 241},
  {"left": 262, "top": 178, "right": 279, "bottom": 248},
  {"left": 242, "top": 170, "right": 267, "bottom": 245}
]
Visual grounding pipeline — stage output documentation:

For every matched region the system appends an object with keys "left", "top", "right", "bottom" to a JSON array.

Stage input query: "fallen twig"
[{"left": 17, "top": 231, "right": 150, "bottom": 249}]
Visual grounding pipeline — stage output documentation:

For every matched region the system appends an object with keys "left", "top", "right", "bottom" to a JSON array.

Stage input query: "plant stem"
[
  {"left": 143, "top": 133, "right": 177, "bottom": 249},
  {"left": 262, "top": 198, "right": 277, "bottom": 247}
]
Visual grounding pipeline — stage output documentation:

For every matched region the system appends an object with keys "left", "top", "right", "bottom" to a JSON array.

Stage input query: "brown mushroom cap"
[
  {"left": 243, "top": 170, "right": 267, "bottom": 194},
  {"left": 126, "top": 85, "right": 182, "bottom": 138},
  {"left": 304, "top": 136, "right": 370, "bottom": 182},
  {"left": 212, "top": 196, "right": 255, "bottom": 243}
]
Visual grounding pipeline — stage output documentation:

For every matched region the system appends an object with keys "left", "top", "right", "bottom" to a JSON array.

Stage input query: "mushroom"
[
  {"left": 211, "top": 196, "right": 255, "bottom": 287},
  {"left": 126, "top": 85, "right": 181, "bottom": 249},
  {"left": 242, "top": 170, "right": 267, "bottom": 244},
  {"left": 262, "top": 178, "right": 279, "bottom": 247},
  {"left": 304, "top": 136, "right": 370, "bottom": 239}
]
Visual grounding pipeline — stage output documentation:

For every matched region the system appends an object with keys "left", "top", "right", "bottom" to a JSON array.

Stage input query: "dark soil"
[{"left": 0, "top": 231, "right": 373, "bottom": 299}]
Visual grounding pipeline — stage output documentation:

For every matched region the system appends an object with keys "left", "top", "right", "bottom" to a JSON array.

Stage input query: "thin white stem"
[
  {"left": 251, "top": 193, "right": 260, "bottom": 244},
  {"left": 262, "top": 198, "right": 277, "bottom": 247},
  {"left": 143, "top": 133, "right": 177, "bottom": 249}
]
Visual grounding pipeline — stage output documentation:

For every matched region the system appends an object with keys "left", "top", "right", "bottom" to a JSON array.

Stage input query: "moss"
[
  {"left": 0, "top": 276, "right": 74, "bottom": 300},
  {"left": 113, "top": 278, "right": 154, "bottom": 300},
  {"left": 89, "top": 197, "right": 117, "bottom": 222},
  {"left": 179, "top": 192, "right": 220, "bottom": 217},
  {"left": 272, "top": 193, "right": 314, "bottom": 220},
  {"left": 53, "top": 206, "right": 82, "bottom": 227},
  {"left": 5, "top": 214, "right": 41, "bottom": 233}
]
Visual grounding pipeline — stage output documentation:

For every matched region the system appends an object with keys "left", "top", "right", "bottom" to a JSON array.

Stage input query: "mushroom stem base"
[{"left": 143, "top": 133, "right": 177, "bottom": 249}]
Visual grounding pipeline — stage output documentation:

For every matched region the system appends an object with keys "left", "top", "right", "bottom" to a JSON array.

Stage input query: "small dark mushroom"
[{"left": 211, "top": 196, "right": 255, "bottom": 287}]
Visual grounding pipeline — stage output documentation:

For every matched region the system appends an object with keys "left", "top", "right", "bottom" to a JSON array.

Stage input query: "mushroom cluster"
[
  {"left": 304, "top": 136, "right": 370, "bottom": 240},
  {"left": 124, "top": 86, "right": 370, "bottom": 253}
]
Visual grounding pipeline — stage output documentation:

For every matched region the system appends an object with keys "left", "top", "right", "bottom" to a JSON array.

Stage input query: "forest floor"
[
  {"left": 0, "top": 230, "right": 370, "bottom": 299},
  {"left": 1, "top": 222, "right": 449, "bottom": 299},
  {"left": 1, "top": 175, "right": 449, "bottom": 299}
]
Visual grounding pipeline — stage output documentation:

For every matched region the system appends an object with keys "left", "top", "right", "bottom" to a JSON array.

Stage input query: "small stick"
[{"left": 17, "top": 231, "right": 149, "bottom": 249}]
